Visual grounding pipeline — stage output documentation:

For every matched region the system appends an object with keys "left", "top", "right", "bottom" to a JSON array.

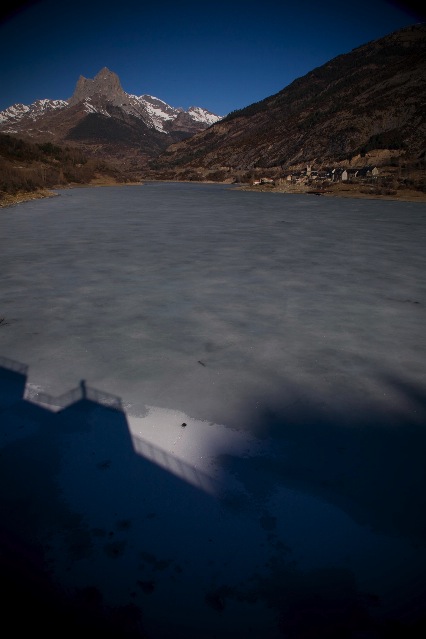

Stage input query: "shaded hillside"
[
  {"left": 0, "top": 133, "right": 127, "bottom": 204},
  {"left": 148, "top": 23, "right": 426, "bottom": 181}
]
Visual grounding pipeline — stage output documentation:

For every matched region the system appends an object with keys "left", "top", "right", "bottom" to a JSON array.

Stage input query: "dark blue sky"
[{"left": 0, "top": 1, "right": 424, "bottom": 116}]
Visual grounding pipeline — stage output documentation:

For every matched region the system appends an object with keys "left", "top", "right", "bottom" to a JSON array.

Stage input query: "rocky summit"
[{"left": 0, "top": 68, "right": 222, "bottom": 178}]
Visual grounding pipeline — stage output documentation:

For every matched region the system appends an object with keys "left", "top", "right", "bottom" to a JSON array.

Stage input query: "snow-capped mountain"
[
  {"left": 0, "top": 98, "right": 68, "bottom": 126},
  {"left": 0, "top": 68, "right": 222, "bottom": 174},
  {"left": 0, "top": 68, "right": 221, "bottom": 136},
  {"left": 131, "top": 95, "right": 220, "bottom": 133}
]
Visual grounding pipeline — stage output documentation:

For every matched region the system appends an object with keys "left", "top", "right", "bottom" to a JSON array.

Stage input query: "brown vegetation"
[
  {"left": 149, "top": 24, "right": 426, "bottom": 183},
  {"left": 0, "top": 133, "right": 129, "bottom": 207}
]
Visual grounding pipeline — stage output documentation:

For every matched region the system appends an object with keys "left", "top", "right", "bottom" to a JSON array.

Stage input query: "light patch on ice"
[{"left": 128, "top": 406, "right": 262, "bottom": 495}]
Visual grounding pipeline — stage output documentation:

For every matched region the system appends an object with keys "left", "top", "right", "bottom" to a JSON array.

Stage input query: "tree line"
[{"left": 0, "top": 133, "right": 125, "bottom": 201}]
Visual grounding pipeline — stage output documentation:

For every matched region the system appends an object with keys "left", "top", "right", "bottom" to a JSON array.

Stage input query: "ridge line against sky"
[{"left": 0, "top": 0, "right": 425, "bottom": 116}]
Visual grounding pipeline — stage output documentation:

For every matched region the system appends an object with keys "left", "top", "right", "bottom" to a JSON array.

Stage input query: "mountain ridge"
[
  {"left": 0, "top": 67, "right": 222, "bottom": 177},
  {"left": 148, "top": 23, "right": 426, "bottom": 183},
  {"left": 1, "top": 24, "right": 425, "bottom": 186}
]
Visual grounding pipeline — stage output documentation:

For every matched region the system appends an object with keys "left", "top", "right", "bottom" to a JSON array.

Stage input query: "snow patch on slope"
[
  {"left": 0, "top": 86, "right": 222, "bottom": 134},
  {"left": 0, "top": 99, "right": 67, "bottom": 126},
  {"left": 187, "top": 106, "right": 222, "bottom": 125}
]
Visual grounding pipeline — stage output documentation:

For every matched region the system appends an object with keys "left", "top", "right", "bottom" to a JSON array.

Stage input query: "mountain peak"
[
  {"left": 68, "top": 67, "right": 125, "bottom": 106},
  {"left": 0, "top": 66, "right": 222, "bottom": 180},
  {"left": 96, "top": 66, "right": 114, "bottom": 76}
]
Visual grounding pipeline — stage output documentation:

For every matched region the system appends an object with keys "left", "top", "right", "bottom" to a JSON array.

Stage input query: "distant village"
[{"left": 252, "top": 164, "right": 380, "bottom": 186}]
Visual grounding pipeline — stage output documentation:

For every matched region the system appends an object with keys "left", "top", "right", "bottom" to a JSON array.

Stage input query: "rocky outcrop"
[
  {"left": 0, "top": 68, "right": 222, "bottom": 178},
  {"left": 68, "top": 67, "right": 127, "bottom": 106}
]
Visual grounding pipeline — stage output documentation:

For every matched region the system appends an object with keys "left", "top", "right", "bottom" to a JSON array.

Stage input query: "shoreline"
[
  {"left": 1, "top": 180, "right": 426, "bottom": 208},
  {"left": 0, "top": 188, "right": 60, "bottom": 209},
  {"left": 237, "top": 183, "right": 426, "bottom": 203}
]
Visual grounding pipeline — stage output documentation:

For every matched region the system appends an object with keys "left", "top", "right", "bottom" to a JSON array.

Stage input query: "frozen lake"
[
  {"left": 1, "top": 181, "right": 425, "bottom": 424},
  {"left": 1, "top": 182, "right": 426, "bottom": 637}
]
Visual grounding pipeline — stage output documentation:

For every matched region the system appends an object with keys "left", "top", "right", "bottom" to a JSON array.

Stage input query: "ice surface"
[
  {"left": 1, "top": 182, "right": 426, "bottom": 637},
  {"left": 1, "top": 182, "right": 424, "bottom": 423}
]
